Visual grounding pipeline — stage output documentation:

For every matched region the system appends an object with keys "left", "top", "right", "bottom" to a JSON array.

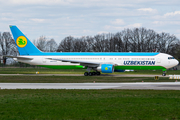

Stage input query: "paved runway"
[
  {"left": 0, "top": 82, "right": 180, "bottom": 90},
  {"left": 0, "top": 74, "right": 168, "bottom": 77}
]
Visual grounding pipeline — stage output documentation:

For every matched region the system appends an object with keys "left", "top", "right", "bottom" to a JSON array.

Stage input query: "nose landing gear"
[
  {"left": 162, "top": 73, "right": 166, "bottom": 76},
  {"left": 162, "top": 69, "right": 166, "bottom": 76}
]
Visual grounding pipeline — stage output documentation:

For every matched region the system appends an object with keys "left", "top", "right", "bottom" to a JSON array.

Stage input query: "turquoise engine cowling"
[{"left": 98, "top": 64, "right": 114, "bottom": 73}]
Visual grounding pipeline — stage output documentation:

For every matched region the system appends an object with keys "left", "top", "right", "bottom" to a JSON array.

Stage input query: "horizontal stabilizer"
[{"left": 3, "top": 55, "right": 33, "bottom": 60}]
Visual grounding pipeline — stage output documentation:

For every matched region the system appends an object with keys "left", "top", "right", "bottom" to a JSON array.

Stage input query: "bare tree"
[
  {"left": 0, "top": 32, "right": 18, "bottom": 65},
  {"left": 72, "top": 37, "right": 88, "bottom": 52},
  {"left": 85, "top": 36, "right": 94, "bottom": 52},
  {"left": 34, "top": 36, "right": 47, "bottom": 52},
  {"left": 92, "top": 34, "right": 106, "bottom": 52},
  {"left": 57, "top": 36, "right": 74, "bottom": 52},
  {"left": 46, "top": 39, "right": 58, "bottom": 52},
  {"left": 114, "top": 32, "right": 124, "bottom": 52},
  {"left": 156, "top": 32, "right": 178, "bottom": 53}
]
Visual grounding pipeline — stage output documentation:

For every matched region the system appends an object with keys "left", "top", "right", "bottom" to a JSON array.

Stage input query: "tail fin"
[{"left": 9, "top": 25, "right": 42, "bottom": 55}]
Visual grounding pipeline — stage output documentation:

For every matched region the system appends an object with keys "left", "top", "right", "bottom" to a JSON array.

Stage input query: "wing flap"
[{"left": 47, "top": 58, "right": 100, "bottom": 66}]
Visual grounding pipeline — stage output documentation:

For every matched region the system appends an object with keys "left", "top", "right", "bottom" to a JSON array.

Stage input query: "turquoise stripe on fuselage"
[{"left": 28, "top": 52, "right": 159, "bottom": 56}]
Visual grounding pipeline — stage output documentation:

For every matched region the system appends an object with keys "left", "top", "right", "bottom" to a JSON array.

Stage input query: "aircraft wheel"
[
  {"left": 162, "top": 73, "right": 166, "bottom": 76},
  {"left": 89, "top": 72, "right": 93, "bottom": 76},
  {"left": 93, "top": 72, "right": 96, "bottom": 75},
  {"left": 84, "top": 72, "right": 89, "bottom": 76},
  {"left": 97, "top": 72, "right": 101, "bottom": 75}
]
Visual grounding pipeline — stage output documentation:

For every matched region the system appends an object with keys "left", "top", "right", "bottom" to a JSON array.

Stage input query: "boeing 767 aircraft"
[{"left": 5, "top": 25, "right": 179, "bottom": 76}]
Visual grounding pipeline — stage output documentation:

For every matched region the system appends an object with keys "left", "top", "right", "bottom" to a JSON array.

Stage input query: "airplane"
[{"left": 4, "top": 25, "right": 179, "bottom": 76}]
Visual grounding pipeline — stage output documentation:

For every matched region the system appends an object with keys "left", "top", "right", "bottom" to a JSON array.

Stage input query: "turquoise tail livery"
[{"left": 10, "top": 25, "right": 42, "bottom": 55}]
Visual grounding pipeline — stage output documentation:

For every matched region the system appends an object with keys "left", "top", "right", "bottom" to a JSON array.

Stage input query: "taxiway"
[{"left": 0, "top": 82, "right": 180, "bottom": 90}]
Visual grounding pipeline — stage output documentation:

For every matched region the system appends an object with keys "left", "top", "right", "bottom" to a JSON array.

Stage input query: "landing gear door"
[{"left": 157, "top": 58, "right": 161, "bottom": 63}]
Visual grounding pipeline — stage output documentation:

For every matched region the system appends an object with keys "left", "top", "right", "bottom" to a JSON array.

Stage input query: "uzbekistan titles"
[{"left": 124, "top": 61, "right": 155, "bottom": 65}]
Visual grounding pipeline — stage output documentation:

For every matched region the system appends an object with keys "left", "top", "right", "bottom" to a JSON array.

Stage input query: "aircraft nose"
[{"left": 175, "top": 59, "right": 179, "bottom": 66}]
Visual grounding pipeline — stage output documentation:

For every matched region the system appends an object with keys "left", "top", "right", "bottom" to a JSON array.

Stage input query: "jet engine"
[{"left": 97, "top": 64, "right": 114, "bottom": 73}]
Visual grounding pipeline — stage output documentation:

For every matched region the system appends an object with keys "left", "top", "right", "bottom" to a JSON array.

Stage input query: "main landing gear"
[
  {"left": 84, "top": 71, "right": 101, "bottom": 76},
  {"left": 84, "top": 67, "right": 101, "bottom": 76}
]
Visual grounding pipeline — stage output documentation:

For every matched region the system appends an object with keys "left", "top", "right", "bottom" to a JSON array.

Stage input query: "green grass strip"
[
  {"left": 0, "top": 89, "right": 180, "bottom": 120},
  {"left": 0, "top": 67, "right": 180, "bottom": 75}
]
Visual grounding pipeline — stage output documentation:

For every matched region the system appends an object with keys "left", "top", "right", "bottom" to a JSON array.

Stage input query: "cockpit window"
[{"left": 168, "top": 57, "right": 175, "bottom": 59}]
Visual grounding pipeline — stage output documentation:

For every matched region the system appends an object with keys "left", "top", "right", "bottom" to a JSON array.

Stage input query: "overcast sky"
[{"left": 0, "top": 0, "right": 180, "bottom": 43}]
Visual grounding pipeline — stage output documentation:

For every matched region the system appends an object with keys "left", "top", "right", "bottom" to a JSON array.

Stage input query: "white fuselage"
[{"left": 14, "top": 53, "right": 179, "bottom": 69}]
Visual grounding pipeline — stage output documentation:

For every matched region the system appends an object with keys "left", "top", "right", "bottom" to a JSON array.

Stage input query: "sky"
[{"left": 0, "top": 0, "right": 180, "bottom": 44}]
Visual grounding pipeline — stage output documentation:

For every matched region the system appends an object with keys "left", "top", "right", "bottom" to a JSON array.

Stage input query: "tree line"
[
  {"left": 0, "top": 27, "right": 180, "bottom": 65},
  {"left": 57, "top": 28, "right": 180, "bottom": 60}
]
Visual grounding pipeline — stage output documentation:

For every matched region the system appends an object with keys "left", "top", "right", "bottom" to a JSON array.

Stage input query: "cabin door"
[
  {"left": 42, "top": 57, "right": 47, "bottom": 63},
  {"left": 157, "top": 58, "right": 161, "bottom": 63}
]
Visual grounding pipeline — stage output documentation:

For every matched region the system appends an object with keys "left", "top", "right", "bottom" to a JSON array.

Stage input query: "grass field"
[
  {"left": 0, "top": 67, "right": 180, "bottom": 75},
  {"left": 0, "top": 89, "right": 180, "bottom": 120}
]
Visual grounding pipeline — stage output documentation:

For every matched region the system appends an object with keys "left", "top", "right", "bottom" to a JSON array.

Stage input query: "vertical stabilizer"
[{"left": 9, "top": 25, "right": 42, "bottom": 55}]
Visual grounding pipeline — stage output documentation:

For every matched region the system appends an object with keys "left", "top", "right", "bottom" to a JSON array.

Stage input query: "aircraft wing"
[
  {"left": 47, "top": 58, "right": 100, "bottom": 67},
  {"left": 3, "top": 55, "right": 33, "bottom": 60}
]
